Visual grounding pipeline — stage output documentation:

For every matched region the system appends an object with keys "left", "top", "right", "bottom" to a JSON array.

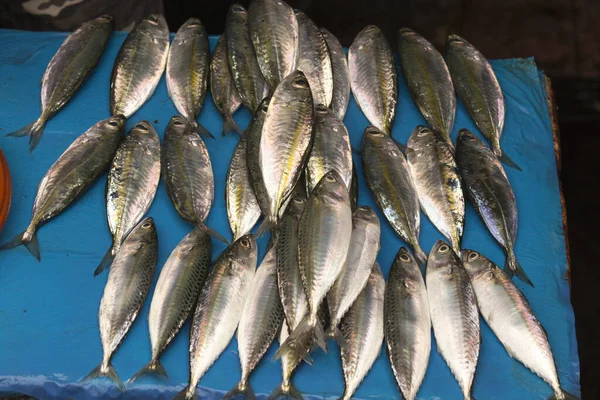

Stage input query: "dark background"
[{"left": 1, "top": 0, "right": 598, "bottom": 398}]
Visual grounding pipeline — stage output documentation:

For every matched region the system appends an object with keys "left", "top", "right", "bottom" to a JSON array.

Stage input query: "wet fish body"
[
  {"left": 321, "top": 28, "right": 350, "bottom": 120},
  {"left": 245, "top": 97, "right": 272, "bottom": 217}
]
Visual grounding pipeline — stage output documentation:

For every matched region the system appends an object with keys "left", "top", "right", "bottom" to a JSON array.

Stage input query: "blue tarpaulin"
[{"left": 0, "top": 30, "right": 580, "bottom": 399}]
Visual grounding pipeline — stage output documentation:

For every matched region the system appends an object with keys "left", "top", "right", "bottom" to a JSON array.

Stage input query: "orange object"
[{"left": 0, "top": 149, "right": 11, "bottom": 233}]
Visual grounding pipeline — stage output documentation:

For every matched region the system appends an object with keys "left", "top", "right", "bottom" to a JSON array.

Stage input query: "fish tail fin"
[
  {"left": 0, "top": 224, "right": 40, "bottom": 261},
  {"left": 314, "top": 318, "right": 327, "bottom": 352},
  {"left": 267, "top": 382, "right": 304, "bottom": 400},
  {"left": 222, "top": 381, "right": 256, "bottom": 400},
  {"left": 499, "top": 149, "right": 522, "bottom": 171},
  {"left": 256, "top": 216, "right": 276, "bottom": 237},
  {"left": 81, "top": 361, "right": 125, "bottom": 392},
  {"left": 548, "top": 389, "right": 579, "bottom": 400},
  {"left": 94, "top": 244, "right": 116, "bottom": 277},
  {"left": 413, "top": 243, "right": 428, "bottom": 269},
  {"left": 192, "top": 121, "right": 215, "bottom": 140},
  {"left": 173, "top": 385, "right": 196, "bottom": 400},
  {"left": 6, "top": 116, "right": 48, "bottom": 152},
  {"left": 328, "top": 326, "right": 347, "bottom": 350},
  {"left": 274, "top": 314, "right": 317, "bottom": 362},
  {"left": 196, "top": 222, "right": 230, "bottom": 244},
  {"left": 222, "top": 115, "right": 244, "bottom": 137},
  {"left": 126, "top": 358, "right": 168, "bottom": 385},
  {"left": 505, "top": 251, "right": 534, "bottom": 287}
]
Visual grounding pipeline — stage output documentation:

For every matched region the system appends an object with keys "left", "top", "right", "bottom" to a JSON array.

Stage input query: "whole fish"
[
  {"left": 210, "top": 35, "right": 244, "bottom": 136},
  {"left": 305, "top": 105, "right": 352, "bottom": 193},
  {"left": 446, "top": 34, "right": 520, "bottom": 170},
  {"left": 349, "top": 25, "right": 397, "bottom": 134},
  {"left": 224, "top": 244, "right": 284, "bottom": 399},
  {"left": 339, "top": 263, "right": 385, "bottom": 400},
  {"left": 276, "top": 171, "right": 352, "bottom": 361},
  {"left": 456, "top": 129, "right": 532, "bottom": 286},
  {"left": 426, "top": 240, "right": 480, "bottom": 399},
  {"left": 128, "top": 228, "right": 212, "bottom": 384},
  {"left": 226, "top": 3, "right": 270, "bottom": 113},
  {"left": 384, "top": 247, "right": 431, "bottom": 400},
  {"left": 407, "top": 125, "right": 464, "bottom": 255},
  {"left": 226, "top": 127, "right": 261, "bottom": 241},
  {"left": 257, "top": 71, "right": 314, "bottom": 233},
  {"left": 0, "top": 116, "right": 125, "bottom": 260},
  {"left": 7, "top": 15, "right": 114, "bottom": 152},
  {"left": 361, "top": 126, "right": 426, "bottom": 265},
  {"left": 398, "top": 29, "right": 456, "bottom": 149},
  {"left": 245, "top": 97, "right": 272, "bottom": 216},
  {"left": 295, "top": 11, "right": 333, "bottom": 107},
  {"left": 248, "top": 0, "right": 298, "bottom": 88},
  {"left": 321, "top": 28, "right": 350, "bottom": 120},
  {"left": 175, "top": 235, "right": 257, "bottom": 400},
  {"left": 462, "top": 250, "right": 578, "bottom": 400},
  {"left": 110, "top": 14, "right": 169, "bottom": 118},
  {"left": 82, "top": 217, "right": 157, "bottom": 391},
  {"left": 95, "top": 121, "right": 161, "bottom": 276},
  {"left": 327, "top": 206, "right": 380, "bottom": 339},
  {"left": 166, "top": 18, "right": 213, "bottom": 138},
  {"left": 350, "top": 163, "right": 358, "bottom": 212},
  {"left": 162, "top": 116, "right": 229, "bottom": 244}
]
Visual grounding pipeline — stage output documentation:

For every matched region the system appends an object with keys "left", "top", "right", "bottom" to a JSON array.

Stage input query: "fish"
[
  {"left": 327, "top": 206, "right": 380, "bottom": 340},
  {"left": 321, "top": 28, "right": 350, "bottom": 120},
  {"left": 248, "top": 0, "right": 298, "bottom": 88},
  {"left": 128, "top": 227, "right": 212, "bottom": 384},
  {"left": 349, "top": 25, "right": 397, "bottom": 134},
  {"left": 245, "top": 97, "right": 272, "bottom": 217},
  {"left": 407, "top": 125, "right": 464, "bottom": 255},
  {"left": 295, "top": 10, "right": 333, "bottom": 107},
  {"left": 0, "top": 115, "right": 125, "bottom": 260},
  {"left": 305, "top": 105, "right": 352, "bottom": 193},
  {"left": 426, "top": 240, "right": 480, "bottom": 399},
  {"left": 95, "top": 121, "right": 161, "bottom": 276},
  {"left": 276, "top": 171, "right": 353, "bottom": 361},
  {"left": 462, "top": 250, "right": 578, "bottom": 400},
  {"left": 268, "top": 322, "right": 306, "bottom": 400},
  {"left": 446, "top": 34, "right": 520, "bottom": 170},
  {"left": 257, "top": 70, "right": 314, "bottom": 234},
  {"left": 162, "top": 116, "right": 229, "bottom": 244},
  {"left": 223, "top": 243, "right": 284, "bottom": 399},
  {"left": 6, "top": 15, "right": 114, "bottom": 152},
  {"left": 210, "top": 35, "right": 244, "bottom": 136},
  {"left": 82, "top": 217, "right": 158, "bottom": 391},
  {"left": 349, "top": 164, "right": 358, "bottom": 212},
  {"left": 225, "top": 3, "right": 270, "bottom": 113},
  {"left": 398, "top": 28, "right": 456, "bottom": 150},
  {"left": 361, "top": 126, "right": 427, "bottom": 265},
  {"left": 175, "top": 235, "right": 257, "bottom": 400},
  {"left": 110, "top": 14, "right": 169, "bottom": 118},
  {"left": 384, "top": 247, "right": 431, "bottom": 400},
  {"left": 166, "top": 18, "right": 213, "bottom": 139},
  {"left": 456, "top": 129, "right": 532, "bottom": 287},
  {"left": 338, "top": 263, "right": 385, "bottom": 400},
  {"left": 226, "top": 125, "right": 261, "bottom": 241}
]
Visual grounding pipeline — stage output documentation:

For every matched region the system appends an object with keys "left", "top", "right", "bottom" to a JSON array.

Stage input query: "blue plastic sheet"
[{"left": 0, "top": 30, "right": 580, "bottom": 399}]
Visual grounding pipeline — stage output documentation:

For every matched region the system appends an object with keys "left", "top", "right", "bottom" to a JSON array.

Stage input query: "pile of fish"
[{"left": 0, "top": 0, "right": 577, "bottom": 399}]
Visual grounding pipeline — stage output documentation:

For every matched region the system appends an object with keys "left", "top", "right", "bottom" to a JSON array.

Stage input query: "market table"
[{"left": 0, "top": 29, "right": 580, "bottom": 399}]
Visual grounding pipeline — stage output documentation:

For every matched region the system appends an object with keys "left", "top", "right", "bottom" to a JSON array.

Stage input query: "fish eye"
[
  {"left": 142, "top": 221, "right": 152, "bottom": 228},
  {"left": 135, "top": 123, "right": 149, "bottom": 132},
  {"left": 399, "top": 253, "right": 410, "bottom": 262},
  {"left": 106, "top": 119, "right": 119, "bottom": 127},
  {"left": 325, "top": 174, "right": 337, "bottom": 183},
  {"left": 367, "top": 128, "right": 384, "bottom": 137},
  {"left": 316, "top": 104, "right": 328, "bottom": 113},
  {"left": 468, "top": 251, "right": 479, "bottom": 261},
  {"left": 172, "top": 119, "right": 184, "bottom": 127},
  {"left": 438, "top": 244, "right": 449, "bottom": 253},
  {"left": 232, "top": 4, "right": 246, "bottom": 12},
  {"left": 261, "top": 104, "right": 269, "bottom": 112},
  {"left": 240, "top": 238, "right": 250, "bottom": 248},
  {"left": 148, "top": 14, "right": 159, "bottom": 24},
  {"left": 293, "top": 196, "right": 305, "bottom": 204},
  {"left": 292, "top": 77, "right": 308, "bottom": 88},
  {"left": 187, "top": 20, "right": 200, "bottom": 27},
  {"left": 358, "top": 206, "right": 369, "bottom": 211}
]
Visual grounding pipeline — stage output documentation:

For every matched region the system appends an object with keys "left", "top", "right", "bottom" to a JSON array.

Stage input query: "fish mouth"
[
  {"left": 447, "top": 34, "right": 463, "bottom": 44},
  {"left": 185, "top": 18, "right": 201, "bottom": 27},
  {"left": 398, "top": 27, "right": 415, "bottom": 36},
  {"left": 365, "top": 126, "right": 385, "bottom": 137},
  {"left": 147, "top": 14, "right": 161, "bottom": 25}
]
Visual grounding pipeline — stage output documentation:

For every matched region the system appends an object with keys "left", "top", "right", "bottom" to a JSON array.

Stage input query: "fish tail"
[
  {"left": 412, "top": 243, "right": 428, "bottom": 269},
  {"left": 126, "top": 358, "right": 168, "bottom": 385},
  {"left": 6, "top": 115, "right": 48, "bottom": 152},
  {"left": 327, "top": 325, "right": 347, "bottom": 350},
  {"left": 498, "top": 149, "right": 522, "bottom": 171},
  {"left": 196, "top": 222, "right": 230, "bottom": 244},
  {"left": 222, "top": 380, "right": 256, "bottom": 400},
  {"left": 81, "top": 361, "right": 125, "bottom": 392},
  {"left": 274, "top": 314, "right": 317, "bottom": 362},
  {"left": 267, "top": 382, "right": 304, "bottom": 400},
  {"left": 256, "top": 215, "right": 276, "bottom": 237},
  {"left": 222, "top": 115, "right": 244, "bottom": 137},
  {"left": 0, "top": 223, "right": 40, "bottom": 261},
  {"left": 192, "top": 121, "right": 215, "bottom": 140},
  {"left": 173, "top": 385, "right": 196, "bottom": 400},
  {"left": 548, "top": 389, "right": 579, "bottom": 400},
  {"left": 504, "top": 251, "right": 534, "bottom": 287},
  {"left": 314, "top": 318, "right": 327, "bottom": 352},
  {"left": 94, "top": 243, "right": 116, "bottom": 277}
]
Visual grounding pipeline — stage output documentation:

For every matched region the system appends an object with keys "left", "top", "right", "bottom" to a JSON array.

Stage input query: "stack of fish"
[{"left": 0, "top": 0, "right": 577, "bottom": 398}]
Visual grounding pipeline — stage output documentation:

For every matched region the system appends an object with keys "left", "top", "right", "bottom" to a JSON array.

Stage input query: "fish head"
[
  {"left": 101, "top": 115, "right": 126, "bottom": 133},
  {"left": 390, "top": 247, "right": 422, "bottom": 286},
  {"left": 167, "top": 115, "right": 193, "bottom": 136},
  {"left": 362, "top": 126, "right": 402, "bottom": 156},
  {"left": 397, "top": 28, "right": 428, "bottom": 47},
  {"left": 313, "top": 170, "right": 350, "bottom": 204},
  {"left": 446, "top": 34, "right": 476, "bottom": 57},
  {"left": 367, "top": 261, "right": 385, "bottom": 288},
  {"left": 426, "top": 240, "right": 460, "bottom": 274},
  {"left": 230, "top": 234, "right": 258, "bottom": 272},
  {"left": 461, "top": 249, "right": 498, "bottom": 281},
  {"left": 229, "top": 3, "right": 248, "bottom": 16},
  {"left": 255, "top": 96, "right": 272, "bottom": 120},
  {"left": 286, "top": 70, "right": 310, "bottom": 91},
  {"left": 138, "top": 14, "right": 169, "bottom": 39},
  {"left": 407, "top": 125, "right": 434, "bottom": 148},
  {"left": 129, "top": 217, "right": 158, "bottom": 245},
  {"left": 131, "top": 120, "right": 158, "bottom": 140},
  {"left": 353, "top": 205, "right": 379, "bottom": 226},
  {"left": 182, "top": 17, "right": 203, "bottom": 29},
  {"left": 97, "top": 14, "right": 114, "bottom": 23},
  {"left": 287, "top": 193, "right": 308, "bottom": 217}
]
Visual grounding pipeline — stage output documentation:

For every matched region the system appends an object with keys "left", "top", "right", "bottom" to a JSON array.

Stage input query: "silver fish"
[
  {"left": 95, "top": 121, "right": 161, "bottom": 276},
  {"left": 361, "top": 126, "right": 426, "bottom": 266},
  {"left": 7, "top": 15, "right": 114, "bottom": 152},
  {"left": 462, "top": 250, "right": 578, "bottom": 400},
  {"left": 175, "top": 235, "right": 257, "bottom": 400},
  {"left": 0, "top": 116, "right": 125, "bottom": 260},
  {"left": 248, "top": 0, "right": 298, "bottom": 88},
  {"left": 210, "top": 35, "right": 244, "bottom": 136},
  {"left": 327, "top": 206, "right": 380, "bottom": 339},
  {"left": 349, "top": 25, "right": 397, "bottom": 134},
  {"left": 110, "top": 14, "right": 169, "bottom": 118},
  {"left": 245, "top": 97, "right": 272, "bottom": 217},
  {"left": 398, "top": 28, "right": 456, "bottom": 149},
  {"left": 276, "top": 171, "right": 352, "bottom": 361},
  {"left": 350, "top": 163, "right": 358, "bottom": 212},
  {"left": 223, "top": 244, "right": 284, "bottom": 399},
  {"left": 321, "top": 28, "right": 350, "bottom": 120},
  {"left": 269, "top": 322, "right": 305, "bottom": 400},
  {"left": 128, "top": 227, "right": 212, "bottom": 384},
  {"left": 339, "top": 263, "right": 385, "bottom": 400},
  {"left": 226, "top": 3, "right": 270, "bottom": 113},
  {"left": 446, "top": 34, "right": 520, "bottom": 170},
  {"left": 82, "top": 217, "right": 157, "bottom": 391},
  {"left": 162, "top": 116, "right": 229, "bottom": 244},
  {"left": 456, "top": 129, "right": 532, "bottom": 287},
  {"left": 426, "top": 240, "right": 480, "bottom": 399},
  {"left": 385, "top": 247, "right": 431, "bottom": 400},
  {"left": 305, "top": 105, "right": 352, "bottom": 193},
  {"left": 166, "top": 18, "right": 213, "bottom": 139},
  {"left": 407, "top": 125, "right": 464, "bottom": 255}
]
